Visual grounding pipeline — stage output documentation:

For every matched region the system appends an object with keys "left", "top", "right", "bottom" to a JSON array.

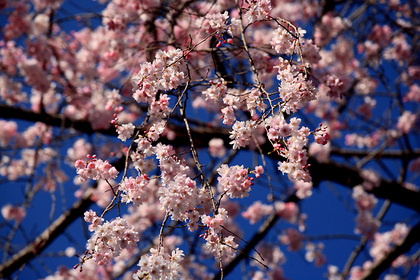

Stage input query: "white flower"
[{"left": 117, "top": 123, "right": 135, "bottom": 142}]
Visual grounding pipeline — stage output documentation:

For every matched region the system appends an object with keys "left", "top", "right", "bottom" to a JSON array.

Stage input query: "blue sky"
[{"left": 1, "top": 1, "right": 419, "bottom": 279}]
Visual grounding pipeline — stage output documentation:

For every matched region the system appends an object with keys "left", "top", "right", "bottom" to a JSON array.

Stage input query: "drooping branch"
[
  {"left": 2, "top": 103, "right": 419, "bottom": 213},
  {"left": 0, "top": 187, "right": 95, "bottom": 279},
  {"left": 212, "top": 194, "right": 300, "bottom": 280},
  {"left": 213, "top": 212, "right": 280, "bottom": 280}
]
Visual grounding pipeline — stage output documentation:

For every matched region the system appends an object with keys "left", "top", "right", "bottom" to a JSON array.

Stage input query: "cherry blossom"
[
  {"left": 1, "top": 204, "right": 26, "bottom": 223},
  {"left": 1, "top": 1, "right": 419, "bottom": 279}
]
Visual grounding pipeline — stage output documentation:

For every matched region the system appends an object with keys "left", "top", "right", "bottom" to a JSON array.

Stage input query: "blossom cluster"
[
  {"left": 202, "top": 230, "right": 238, "bottom": 261},
  {"left": 1, "top": 204, "right": 26, "bottom": 223},
  {"left": 241, "top": 200, "right": 272, "bottom": 224},
  {"left": 75, "top": 155, "right": 119, "bottom": 182},
  {"left": 345, "top": 223, "right": 411, "bottom": 280},
  {"left": 208, "top": 138, "right": 226, "bottom": 158},
  {"left": 116, "top": 122, "right": 135, "bottom": 142},
  {"left": 133, "top": 247, "right": 184, "bottom": 280},
  {"left": 276, "top": 57, "right": 318, "bottom": 114},
  {"left": 217, "top": 164, "right": 253, "bottom": 198},
  {"left": 159, "top": 174, "right": 203, "bottom": 228},
  {"left": 267, "top": 116, "right": 312, "bottom": 182},
  {"left": 119, "top": 175, "right": 150, "bottom": 206},
  {"left": 132, "top": 48, "right": 185, "bottom": 104},
  {"left": 352, "top": 185, "right": 380, "bottom": 238},
  {"left": 271, "top": 27, "right": 295, "bottom": 56},
  {"left": 202, "top": 11, "right": 241, "bottom": 38},
  {"left": 305, "top": 242, "right": 327, "bottom": 267},
  {"left": 229, "top": 120, "right": 256, "bottom": 149},
  {"left": 279, "top": 228, "right": 303, "bottom": 251},
  {"left": 245, "top": 0, "right": 272, "bottom": 23},
  {"left": 84, "top": 211, "right": 139, "bottom": 266},
  {"left": 203, "top": 79, "right": 228, "bottom": 104},
  {"left": 369, "top": 223, "right": 409, "bottom": 263},
  {"left": 201, "top": 207, "right": 228, "bottom": 232}
]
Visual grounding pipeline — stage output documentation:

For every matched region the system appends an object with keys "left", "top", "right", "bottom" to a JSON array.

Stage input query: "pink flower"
[
  {"left": 397, "top": 111, "right": 417, "bottom": 134},
  {"left": 242, "top": 201, "right": 272, "bottom": 224},
  {"left": 209, "top": 138, "right": 226, "bottom": 158},
  {"left": 305, "top": 243, "right": 327, "bottom": 267},
  {"left": 86, "top": 216, "right": 138, "bottom": 265},
  {"left": 279, "top": 228, "right": 303, "bottom": 251},
  {"left": 217, "top": 164, "right": 253, "bottom": 198},
  {"left": 276, "top": 202, "right": 299, "bottom": 223},
  {"left": 1, "top": 204, "right": 26, "bottom": 223},
  {"left": 254, "top": 165, "right": 264, "bottom": 178},
  {"left": 75, "top": 156, "right": 119, "bottom": 182},
  {"left": 117, "top": 123, "right": 135, "bottom": 142},
  {"left": 229, "top": 120, "right": 255, "bottom": 149},
  {"left": 134, "top": 247, "right": 184, "bottom": 279},
  {"left": 245, "top": 0, "right": 272, "bottom": 23}
]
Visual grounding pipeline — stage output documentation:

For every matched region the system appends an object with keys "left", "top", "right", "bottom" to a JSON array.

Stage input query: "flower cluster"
[
  {"left": 252, "top": 243, "right": 286, "bottom": 274},
  {"left": 116, "top": 122, "right": 135, "bottom": 142},
  {"left": 279, "top": 228, "right": 303, "bottom": 251},
  {"left": 229, "top": 120, "right": 256, "bottom": 149},
  {"left": 208, "top": 138, "right": 226, "bottom": 158},
  {"left": 269, "top": 116, "right": 311, "bottom": 182},
  {"left": 314, "top": 132, "right": 331, "bottom": 146},
  {"left": 133, "top": 247, "right": 184, "bottom": 280},
  {"left": 75, "top": 155, "right": 119, "bottom": 182},
  {"left": 370, "top": 223, "right": 409, "bottom": 264},
  {"left": 352, "top": 185, "right": 380, "bottom": 238},
  {"left": 404, "top": 84, "right": 420, "bottom": 103},
  {"left": 271, "top": 28, "right": 295, "bottom": 56},
  {"left": 360, "top": 169, "right": 381, "bottom": 191},
  {"left": 202, "top": 231, "right": 238, "bottom": 261},
  {"left": 221, "top": 106, "right": 236, "bottom": 126},
  {"left": 203, "top": 79, "right": 228, "bottom": 104},
  {"left": 305, "top": 242, "right": 327, "bottom": 267},
  {"left": 275, "top": 201, "right": 300, "bottom": 224},
  {"left": 396, "top": 111, "right": 417, "bottom": 134},
  {"left": 241, "top": 201, "right": 272, "bottom": 224},
  {"left": 0, "top": 120, "right": 18, "bottom": 146},
  {"left": 276, "top": 58, "right": 318, "bottom": 114},
  {"left": 1, "top": 204, "right": 26, "bottom": 223},
  {"left": 119, "top": 175, "right": 150, "bottom": 206},
  {"left": 245, "top": 88, "right": 267, "bottom": 116},
  {"left": 208, "top": 11, "right": 229, "bottom": 34},
  {"left": 159, "top": 174, "right": 203, "bottom": 229},
  {"left": 201, "top": 207, "right": 228, "bottom": 231},
  {"left": 202, "top": 11, "right": 241, "bottom": 38},
  {"left": 293, "top": 181, "right": 313, "bottom": 199},
  {"left": 132, "top": 48, "right": 185, "bottom": 104},
  {"left": 245, "top": 0, "right": 272, "bottom": 23},
  {"left": 217, "top": 164, "right": 253, "bottom": 198},
  {"left": 84, "top": 211, "right": 139, "bottom": 266}
]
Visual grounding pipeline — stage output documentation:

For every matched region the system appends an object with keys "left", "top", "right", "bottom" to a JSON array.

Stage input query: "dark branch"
[
  {"left": 360, "top": 221, "right": 420, "bottom": 280},
  {"left": 0, "top": 188, "right": 95, "bottom": 279}
]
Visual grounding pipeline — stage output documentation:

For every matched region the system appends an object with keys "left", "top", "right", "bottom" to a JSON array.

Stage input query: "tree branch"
[
  {"left": 212, "top": 212, "right": 280, "bottom": 280},
  {"left": 2, "top": 104, "right": 418, "bottom": 212},
  {"left": 308, "top": 159, "right": 420, "bottom": 213},
  {"left": 0, "top": 104, "right": 116, "bottom": 136},
  {"left": 0, "top": 188, "right": 94, "bottom": 279},
  {"left": 360, "top": 221, "right": 420, "bottom": 280}
]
